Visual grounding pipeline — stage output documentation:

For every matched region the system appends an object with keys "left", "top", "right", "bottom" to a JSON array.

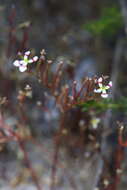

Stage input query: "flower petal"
[
  {"left": 33, "top": 56, "right": 38, "bottom": 62},
  {"left": 102, "top": 89, "right": 106, "bottom": 94},
  {"left": 98, "top": 77, "right": 103, "bottom": 83},
  {"left": 101, "top": 93, "right": 108, "bottom": 98},
  {"left": 94, "top": 88, "right": 102, "bottom": 93},
  {"left": 24, "top": 55, "right": 28, "bottom": 60},
  {"left": 108, "top": 81, "right": 112, "bottom": 87},
  {"left": 25, "top": 51, "right": 30, "bottom": 56},
  {"left": 98, "top": 83, "right": 102, "bottom": 88},
  {"left": 19, "top": 60, "right": 27, "bottom": 66},
  {"left": 28, "top": 59, "right": 34, "bottom": 63},
  {"left": 105, "top": 86, "right": 110, "bottom": 90},
  {"left": 13, "top": 60, "right": 20, "bottom": 67},
  {"left": 19, "top": 66, "right": 27, "bottom": 72}
]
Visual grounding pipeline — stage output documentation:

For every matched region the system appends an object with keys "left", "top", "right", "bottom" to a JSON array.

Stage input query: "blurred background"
[{"left": 0, "top": 0, "right": 127, "bottom": 189}]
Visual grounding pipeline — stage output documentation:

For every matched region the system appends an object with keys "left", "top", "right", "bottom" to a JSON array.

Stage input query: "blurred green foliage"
[
  {"left": 80, "top": 98, "right": 127, "bottom": 113},
  {"left": 84, "top": 6, "right": 123, "bottom": 38}
]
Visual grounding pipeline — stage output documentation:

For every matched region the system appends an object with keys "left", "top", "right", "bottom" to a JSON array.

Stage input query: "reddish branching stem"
[
  {"left": 19, "top": 141, "right": 42, "bottom": 190},
  {"left": 118, "top": 125, "right": 127, "bottom": 146},
  {"left": 38, "top": 55, "right": 97, "bottom": 111},
  {"left": 50, "top": 113, "right": 66, "bottom": 190},
  {"left": 20, "top": 27, "right": 29, "bottom": 51},
  {"left": 0, "top": 113, "right": 41, "bottom": 190}
]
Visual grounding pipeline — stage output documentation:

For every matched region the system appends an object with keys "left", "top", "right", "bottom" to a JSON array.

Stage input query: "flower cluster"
[
  {"left": 94, "top": 77, "right": 112, "bottom": 98},
  {"left": 13, "top": 51, "right": 38, "bottom": 72}
]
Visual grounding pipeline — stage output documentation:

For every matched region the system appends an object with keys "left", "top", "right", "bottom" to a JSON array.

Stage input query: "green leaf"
[
  {"left": 80, "top": 97, "right": 127, "bottom": 113},
  {"left": 84, "top": 5, "right": 123, "bottom": 38}
]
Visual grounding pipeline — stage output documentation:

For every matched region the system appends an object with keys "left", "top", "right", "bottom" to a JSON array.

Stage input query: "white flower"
[
  {"left": 13, "top": 51, "right": 38, "bottom": 72},
  {"left": 13, "top": 60, "right": 27, "bottom": 72},
  {"left": 94, "top": 77, "right": 112, "bottom": 98}
]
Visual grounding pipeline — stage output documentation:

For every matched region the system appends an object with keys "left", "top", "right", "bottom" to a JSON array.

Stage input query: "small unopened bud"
[
  {"left": 40, "top": 49, "right": 46, "bottom": 55},
  {"left": 47, "top": 60, "right": 52, "bottom": 64},
  {"left": 94, "top": 143, "right": 100, "bottom": 149},
  {"left": 79, "top": 120, "right": 85, "bottom": 127},
  {"left": 19, "top": 90, "right": 24, "bottom": 95},
  {"left": 58, "top": 71, "right": 62, "bottom": 76},
  {"left": 94, "top": 188, "right": 99, "bottom": 190},
  {"left": 62, "top": 129, "right": 68, "bottom": 135},
  {"left": 73, "top": 80, "right": 77, "bottom": 85},
  {"left": 18, "top": 51, "right": 22, "bottom": 56},
  {"left": 116, "top": 168, "right": 122, "bottom": 174},
  {"left": 38, "top": 79, "right": 42, "bottom": 83},
  {"left": 103, "top": 179, "right": 109, "bottom": 187},
  {"left": 40, "top": 55, "right": 45, "bottom": 61},
  {"left": 36, "top": 101, "right": 42, "bottom": 106},
  {"left": 64, "top": 84, "right": 69, "bottom": 89},
  {"left": 25, "top": 84, "right": 31, "bottom": 90},
  {"left": 59, "top": 61, "right": 63, "bottom": 64},
  {"left": 69, "top": 96, "right": 74, "bottom": 101},
  {"left": 54, "top": 91, "right": 59, "bottom": 97},
  {"left": 120, "top": 125, "right": 124, "bottom": 131}
]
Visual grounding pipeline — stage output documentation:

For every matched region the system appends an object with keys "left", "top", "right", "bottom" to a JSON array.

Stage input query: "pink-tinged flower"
[
  {"left": 13, "top": 60, "right": 27, "bottom": 72},
  {"left": 32, "top": 56, "right": 38, "bottom": 62},
  {"left": 13, "top": 51, "right": 38, "bottom": 72},
  {"left": 94, "top": 77, "right": 112, "bottom": 98}
]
